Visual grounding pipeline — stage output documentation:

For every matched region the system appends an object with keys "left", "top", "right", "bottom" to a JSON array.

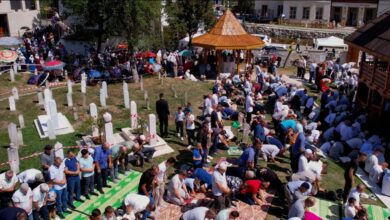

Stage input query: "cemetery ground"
[{"left": 0, "top": 73, "right": 385, "bottom": 219}]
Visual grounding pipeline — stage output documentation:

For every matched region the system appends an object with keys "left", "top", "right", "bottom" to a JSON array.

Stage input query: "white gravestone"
[
  {"left": 132, "top": 66, "right": 139, "bottom": 83},
  {"left": 81, "top": 79, "right": 87, "bottom": 93},
  {"left": 144, "top": 91, "right": 150, "bottom": 110},
  {"left": 54, "top": 142, "right": 64, "bottom": 159},
  {"left": 102, "top": 81, "right": 108, "bottom": 98},
  {"left": 148, "top": 114, "right": 157, "bottom": 146},
  {"left": 13, "top": 62, "right": 17, "bottom": 73},
  {"left": 123, "top": 82, "right": 128, "bottom": 95},
  {"left": 7, "top": 144, "right": 19, "bottom": 173},
  {"left": 67, "top": 80, "right": 73, "bottom": 94},
  {"left": 8, "top": 96, "right": 16, "bottom": 111},
  {"left": 37, "top": 92, "right": 44, "bottom": 106},
  {"left": 89, "top": 103, "right": 98, "bottom": 119},
  {"left": 11, "top": 87, "right": 19, "bottom": 100},
  {"left": 8, "top": 123, "right": 18, "bottom": 147},
  {"left": 67, "top": 93, "right": 73, "bottom": 107},
  {"left": 43, "top": 88, "right": 52, "bottom": 101},
  {"left": 18, "top": 115, "right": 25, "bottom": 128},
  {"left": 100, "top": 89, "right": 106, "bottom": 107},
  {"left": 103, "top": 112, "right": 114, "bottom": 145},
  {"left": 17, "top": 128, "right": 23, "bottom": 146},
  {"left": 47, "top": 119, "right": 56, "bottom": 140},
  {"left": 92, "top": 125, "right": 99, "bottom": 137},
  {"left": 130, "top": 101, "right": 138, "bottom": 129},
  {"left": 140, "top": 76, "right": 144, "bottom": 91},
  {"left": 124, "top": 91, "right": 130, "bottom": 109},
  {"left": 10, "top": 68, "right": 15, "bottom": 82},
  {"left": 48, "top": 100, "right": 59, "bottom": 129}
]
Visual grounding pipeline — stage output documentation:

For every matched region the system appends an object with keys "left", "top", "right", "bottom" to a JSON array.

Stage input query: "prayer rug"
[
  {"left": 308, "top": 198, "right": 340, "bottom": 220},
  {"left": 365, "top": 204, "right": 390, "bottom": 220},
  {"left": 157, "top": 190, "right": 274, "bottom": 220},
  {"left": 65, "top": 171, "right": 142, "bottom": 219}
]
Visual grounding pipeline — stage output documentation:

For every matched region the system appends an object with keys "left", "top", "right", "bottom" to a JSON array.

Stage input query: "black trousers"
[
  {"left": 186, "top": 129, "right": 195, "bottom": 146},
  {"left": 158, "top": 115, "right": 169, "bottom": 137},
  {"left": 343, "top": 175, "right": 353, "bottom": 202}
]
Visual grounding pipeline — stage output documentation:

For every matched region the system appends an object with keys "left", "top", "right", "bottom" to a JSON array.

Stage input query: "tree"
[
  {"left": 61, "top": 0, "right": 116, "bottom": 52},
  {"left": 233, "top": 0, "right": 254, "bottom": 15},
  {"left": 166, "top": 0, "right": 215, "bottom": 48}
]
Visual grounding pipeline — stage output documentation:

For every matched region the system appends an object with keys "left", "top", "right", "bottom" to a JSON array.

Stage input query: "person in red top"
[{"left": 239, "top": 170, "right": 270, "bottom": 205}]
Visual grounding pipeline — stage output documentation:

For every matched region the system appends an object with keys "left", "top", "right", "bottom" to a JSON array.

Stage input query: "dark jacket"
[{"left": 156, "top": 99, "right": 170, "bottom": 117}]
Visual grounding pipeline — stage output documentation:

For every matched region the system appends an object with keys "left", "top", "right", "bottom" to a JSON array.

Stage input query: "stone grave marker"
[
  {"left": 100, "top": 89, "right": 106, "bottom": 107},
  {"left": 18, "top": 115, "right": 25, "bottom": 128},
  {"left": 48, "top": 100, "right": 59, "bottom": 129},
  {"left": 130, "top": 101, "right": 138, "bottom": 129},
  {"left": 81, "top": 78, "right": 87, "bottom": 93},
  {"left": 124, "top": 90, "right": 130, "bottom": 109},
  {"left": 47, "top": 119, "right": 56, "bottom": 140},
  {"left": 148, "top": 114, "right": 157, "bottom": 145},
  {"left": 140, "top": 76, "right": 144, "bottom": 91},
  {"left": 54, "top": 142, "right": 64, "bottom": 159},
  {"left": 67, "top": 93, "right": 73, "bottom": 107},
  {"left": 102, "top": 81, "right": 108, "bottom": 98},
  {"left": 89, "top": 103, "right": 98, "bottom": 119},
  {"left": 17, "top": 128, "right": 23, "bottom": 146},
  {"left": 8, "top": 123, "right": 18, "bottom": 147},
  {"left": 67, "top": 80, "right": 72, "bottom": 94},
  {"left": 11, "top": 87, "right": 19, "bottom": 100},
  {"left": 103, "top": 112, "right": 114, "bottom": 145},
  {"left": 7, "top": 144, "right": 19, "bottom": 173},
  {"left": 8, "top": 96, "right": 16, "bottom": 111},
  {"left": 10, "top": 68, "right": 15, "bottom": 82},
  {"left": 37, "top": 92, "right": 44, "bottom": 106}
]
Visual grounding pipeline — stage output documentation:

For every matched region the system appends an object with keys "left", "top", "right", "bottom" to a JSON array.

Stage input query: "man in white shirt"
[
  {"left": 344, "top": 197, "right": 357, "bottom": 218},
  {"left": 17, "top": 169, "right": 44, "bottom": 189},
  {"left": 203, "top": 95, "right": 212, "bottom": 116},
  {"left": 261, "top": 144, "right": 280, "bottom": 163},
  {"left": 185, "top": 111, "right": 196, "bottom": 148},
  {"left": 32, "top": 183, "right": 49, "bottom": 220},
  {"left": 298, "top": 149, "right": 312, "bottom": 173},
  {"left": 49, "top": 157, "right": 71, "bottom": 218},
  {"left": 245, "top": 92, "right": 255, "bottom": 124},
  {"left": 155, "top": 157, "right": 176, "bottom": 207},
  {"left": 212, "top": 162, "right": 231, "bottom": 211},
  {"left": 166, "top": 169, "right": 190, "bottom": 205},
  {"left": 347, "top": 184, "right": 365, "bottom": 207},
  {"left": 0, "top": 170, "right": 18, "bottom": 208},
  {"left": 309, "top": 62, "right": 317, "bottom": 83},
  {"left": 369, "top": 162, "right": 388, "bottom": 184},
  {"left": 123, "top": 193, "right": 152, "bottom": 219},
  {"left": 12, "top": 183, "right": 33, "bottom": 218},
  {"left": 182, "top": 206, "right": 216, "bottom": 220},
  {"left": 365, "top": 148, "right": 382, "bottom": 173}
]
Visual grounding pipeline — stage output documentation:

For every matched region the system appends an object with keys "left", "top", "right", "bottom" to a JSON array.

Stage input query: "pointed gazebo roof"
[{"left": 192, "top": 10, "right": 264, "bottom": 50}]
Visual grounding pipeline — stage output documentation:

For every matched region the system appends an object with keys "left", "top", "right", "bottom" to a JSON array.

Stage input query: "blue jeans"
[
  {"left": 32, "top": 205, "right": 49, "bottom": 220},
  {"left": 67, "top": 176, "right": 81, "bottom": 205},
  {"left": 55, "top": 188, "right": 68, "bottom": 213},
  {"left": 139, "top": 191, "right": 154, "bottom": 220}
]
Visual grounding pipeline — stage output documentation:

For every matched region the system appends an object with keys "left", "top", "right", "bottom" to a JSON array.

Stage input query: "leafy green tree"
[
  {"left": 233, "top": 0, "right": 254, "bottom": 15},
  {"left": 166, "top": 0, "right": 215, "bottom": 48}
]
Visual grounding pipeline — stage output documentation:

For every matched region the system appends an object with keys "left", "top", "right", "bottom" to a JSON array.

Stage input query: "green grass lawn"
[{"left": 0, "top": 73, "right": 385, "bottom": 219}]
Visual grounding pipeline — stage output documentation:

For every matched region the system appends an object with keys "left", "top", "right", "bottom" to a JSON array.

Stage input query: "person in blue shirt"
[
  {"left": 93, "top": 142, "right": 112, "bottom": 194},
  {"left": 64, "top": 149, "right": 83, "bottom": 209},
  {"left": 193, "top": 144, "right": 203, "bottom": 169},
  {"left": 279, "top": 119, "right": 297, "bottom": 145},
  {"left": 252, "top": 117, "right": 266, "bottom": 143},
  {"left": 193, "top": 168, "right": 212, "bottom": 192},
  {"left": 291, "top": 124, "right": 306, "bottom": 173}
]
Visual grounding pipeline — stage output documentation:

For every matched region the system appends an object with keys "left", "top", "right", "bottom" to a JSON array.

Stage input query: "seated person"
[
  {"left": 284, "top": 181, "right": 312, "bottom": 207},
  {"left": 369, "top": 162, "right": 388, "bottom": 184},
  {"left": 123, "top": 193, "right": 154, "bottom": 220},
  {"left": 347, "top": 184, "right": 365, "bottom": 208},
  {"left": 261, "top": 144, "right": 280, "bottom": 163},
  {"left": 181, "top": 207, "right": 216, "bottom": 220},
  {"left": 215, "top": 208, "right": 240, "bottom": 220},
  {"left": 364, "top": 148, "right": 382, "bottom": 173},
  {"left": 103, "top": 206, "right": 116, "bottom": 220},
  {"left": 0, "top": 170, "right": 19, "bottom": 208},
  {"left": 17, "top": 169, "right": 44, "bottom": 189},
  {"left": 238, "top": 170, "right": 269, "bottom": 205},
  {"left": 193, "top": 168, "right": 212, "bottom": 193},
  {"left": 166, "top": 169, "right": 191, "bottom": 206},
  {"left": 132, "top": 135, "right": 156, "bottom": 166},
  {"left": 344, "top": 197, "right": 358, "bottom": 218},
  {"left": 210, "top": 130, "right": 229, "bottom": 155},
  {"left": 221, "top": 107, "right": 238, "bottom": 120}
]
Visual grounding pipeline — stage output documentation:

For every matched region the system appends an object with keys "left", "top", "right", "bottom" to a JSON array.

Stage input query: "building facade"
[
  {"left": 0, "top": 0, "right": 40, "bottom": 37},
  {"left": 345, "top": 9, "right": 390, "bottom": 127},
  {"left": 254, "top": 0, "right": 331, "bottom": 23},
  {"left": 330, "top": 0, "right": 379, "bottom": 27}
]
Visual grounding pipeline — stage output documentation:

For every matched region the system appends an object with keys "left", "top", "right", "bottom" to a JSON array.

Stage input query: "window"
[
  {"left": 289, "top": 7, "right": 297, "bottom": 19},
  {"left": 316, "top": 7, "right": 323, "bottom": 20},
  {"left": 277, "top": 5, "right": 284, "bottom": 17},
  {"left": 302, "top": 7, "right": 310, "bottom": 19},
  {"left": 10, "top": 0, "right": 22, "bottom": 11}
]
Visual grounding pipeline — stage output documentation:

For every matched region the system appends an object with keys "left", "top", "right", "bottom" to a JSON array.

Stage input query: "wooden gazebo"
[{"left": 192, "top": 10, "right": 264, "bottom": 73}]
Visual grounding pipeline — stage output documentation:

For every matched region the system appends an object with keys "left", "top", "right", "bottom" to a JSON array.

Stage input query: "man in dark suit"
[{"left": 156, "top": 93, "right": 170, "bottom": 137}]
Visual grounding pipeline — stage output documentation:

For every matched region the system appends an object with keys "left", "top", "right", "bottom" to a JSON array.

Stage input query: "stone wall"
[{"left": 245, "top": 23, "right": 355, "bottom": 40}]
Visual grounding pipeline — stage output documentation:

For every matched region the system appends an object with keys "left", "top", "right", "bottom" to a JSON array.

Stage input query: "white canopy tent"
[
  {"left": 314, "top": 36, "right": 348, "bottom": 49},
  {"left": 178, "top": 32, "right": 205, "bottom": 49}
]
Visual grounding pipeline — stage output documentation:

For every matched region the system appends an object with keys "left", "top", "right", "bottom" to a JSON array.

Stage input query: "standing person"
[
  {"left": 64, "top": 149, "right": 83, "bottom": 210},
  {"left": 197, "top": 121, "right": 212, "bottom": 165},
  {"left": 138, "top": 165, "right": 159, "bottom": 207},
  {"left": 309, "top": 62, "right": 317, "bottom": 84},
  {"left": 185, "top": 110, "right": 196, "bottom": 148},
  {"left": 49, "top": 157, "right": 71, "bottom": 219},
  {"left": 94, "top": 142, "right": 112, "bottom": 194},
  {"left": 12, "top": 183, "right": 33, "bottom": 220},
  {"left": 156, "top": 93, "right": 170, "bottom": 138},
  {"left": 32, "top": 183, "right": 49, "bottom": 220},
  {"left": 291, "top": 124, "right": 305, "bottom": 173},
  {"left": 245, "top": 92, "right": 255, "bottom": 124},
  {"left": 343, "top": 152, "right": 367, "bottom": 202},
  {"left": 212, "top": 162, "right": 231, "bottom": 212},
  {"left": 79, "top": 149, "right": 97, "bottom": 200},
  {"left": 40, "top": 145, "right": 55, "bottom": 182},
  {"left": 155, "top": 157, "right": 176, "bottom": 207},
  {"left": 175, "top": 106, "right": 185, "bottom": 141}
]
